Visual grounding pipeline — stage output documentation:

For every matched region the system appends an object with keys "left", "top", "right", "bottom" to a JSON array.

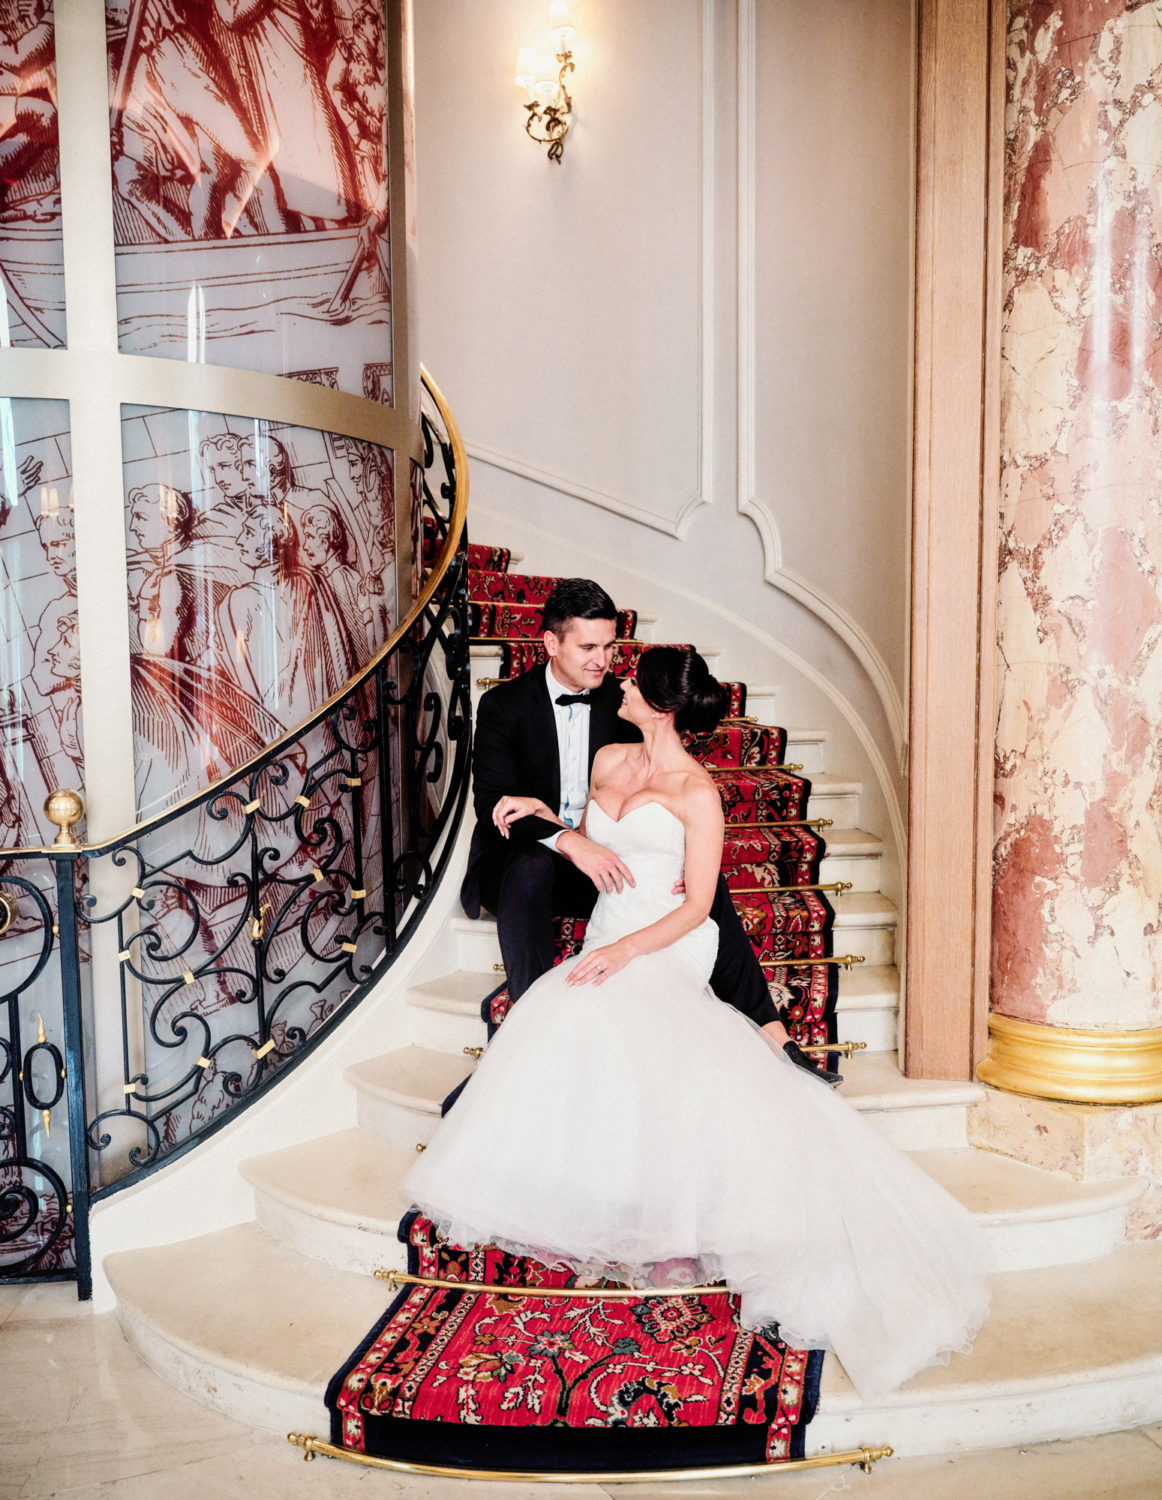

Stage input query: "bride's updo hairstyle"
[{"left": 636, "top": 646, "right": 730, "bottom": 733}]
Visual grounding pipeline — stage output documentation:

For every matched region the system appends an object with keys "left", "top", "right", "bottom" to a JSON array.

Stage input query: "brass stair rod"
[
  {"left": 729, "top": 882, "right": 853, "bottom": 895},
  {"left": 705, "top": 764, "right": 804, "bottom": 774},
  {"left": 760, "top": 954, "right": 865, "bottom": 970},
  {"left": 798, "top": 1040, "right": 867, "bottom": 1058},
  {"left": 726, "top": 818, "right": 832, "bottom": 830},
  {"left": 375, "top": 1268, "right": 727, "bottom": 1299}
]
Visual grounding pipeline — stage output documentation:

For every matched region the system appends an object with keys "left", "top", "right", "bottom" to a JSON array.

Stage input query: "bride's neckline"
[{"left": 588, "top": 797, "right": 682, "bottom": 829}]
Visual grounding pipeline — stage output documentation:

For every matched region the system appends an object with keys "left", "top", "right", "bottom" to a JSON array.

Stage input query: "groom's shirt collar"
[{"left": 541, "top": 660, "right": 592, "bottom": 849}]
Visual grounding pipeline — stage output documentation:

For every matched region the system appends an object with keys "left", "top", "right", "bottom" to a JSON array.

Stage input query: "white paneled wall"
[{"left": 414, "top": 0, "right": 913, "bottom": 905}]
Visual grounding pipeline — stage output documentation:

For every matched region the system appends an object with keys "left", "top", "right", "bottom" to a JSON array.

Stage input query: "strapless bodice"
[{"left": 581, "top": 800, "right": 718, "bottom": 982}]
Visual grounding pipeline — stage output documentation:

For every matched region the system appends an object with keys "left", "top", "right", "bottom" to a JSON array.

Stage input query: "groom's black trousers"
[{"left": 481, "top": 842, "right": 779, "bottom": 1027}]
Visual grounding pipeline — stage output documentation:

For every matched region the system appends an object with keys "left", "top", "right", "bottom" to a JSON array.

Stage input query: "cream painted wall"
[{"left": 414, "top": 0, "right": 913, "bottom": 894}]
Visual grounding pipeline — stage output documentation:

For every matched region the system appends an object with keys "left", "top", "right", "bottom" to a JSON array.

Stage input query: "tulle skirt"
[{"left": 402, "top": 945, "right": 991, "bottom": 1403}]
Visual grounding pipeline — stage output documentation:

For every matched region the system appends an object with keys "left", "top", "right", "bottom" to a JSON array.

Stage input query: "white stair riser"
[
  {"left": 834, "top": 1006, "right": 898, "bottom": 1052},
  {"left": 808, "top": 1365, "right": 1162, "bottom": 1461},
  {"left": 251, "top": 1187, "right": 406, "bottom": 1279},
  {"left": 403, "top": 999, "right": 489, "bottom": 1052},
  {"left": 454, "top": 923, "right": 504, "bottom": 972},
  {"left": 785, "top": 737, "right": 826, "bottom": 773},
  {"left": 356, "top": 1091, "right": 443, "bottom": 1149},
  {"left": 116, "top": 1303, "right": 320, "bottom": 1437},
  {"left": 986, "top": 1200, "right": 1130, "bottom": 1274},
  {"left": 859, "top": 1103, "right": 968, "bottom": 1151},
  {"left": 746, "top": 693, "right": 777, "bottom": 726},
  {"left": 832, "top": 926, "right": 896, "bottom": 967},
  {"left": 807, "top": 790, "right": 859, "bottom": 829},
  {"left": 820, "top": 855, "right": 882, "bottom": 892}
]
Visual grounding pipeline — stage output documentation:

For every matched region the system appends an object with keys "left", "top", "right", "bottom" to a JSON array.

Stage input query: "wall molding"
[
  {"left": 462, "top": 0, "right": 715, "bottom": 542},
  {"left": 734, "top": 0, "right": 908, "bottom": 772}
]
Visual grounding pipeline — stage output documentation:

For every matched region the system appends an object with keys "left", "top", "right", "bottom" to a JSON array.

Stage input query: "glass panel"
[
  {"left": 0, "top": 399, "right": 79, "bottom": 846},
  {"left": 121, "top": 404, "right": 396, "bottom": 819},
  {"left": 0, "top": 3, "right": 65, "bottom": 348},
  {"left": 106, "top": 2, "right": 392, "bottom": 397}
]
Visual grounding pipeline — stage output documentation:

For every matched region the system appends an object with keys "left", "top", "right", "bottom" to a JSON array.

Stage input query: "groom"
[{"left": 461, "top": 578, "right": 836, "bottom": 1080}]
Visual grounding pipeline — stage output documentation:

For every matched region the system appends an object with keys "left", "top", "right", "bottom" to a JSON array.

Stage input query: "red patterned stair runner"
[
  {"left": 326, "top": 1213, "right": 823, "bottom": 1473},
  {"left": 471, "top": 550, "right": 838, "bottom": 1050}
]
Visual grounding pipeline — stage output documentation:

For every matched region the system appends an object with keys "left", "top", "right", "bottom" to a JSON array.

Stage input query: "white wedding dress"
[{"left": 404, "top": 800, "right": 991, "bottom": 1402}]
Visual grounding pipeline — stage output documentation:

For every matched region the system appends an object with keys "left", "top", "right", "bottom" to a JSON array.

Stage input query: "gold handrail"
[{"left": 2, "top": 365, "right": 469, "bottom": 859}]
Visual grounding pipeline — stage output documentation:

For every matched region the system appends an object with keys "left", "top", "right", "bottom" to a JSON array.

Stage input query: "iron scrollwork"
[{"left": 0, "top": 371, "right": 471, "bottom": 1299}]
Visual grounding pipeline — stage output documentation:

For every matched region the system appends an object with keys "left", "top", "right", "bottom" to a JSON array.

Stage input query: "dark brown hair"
[{"left": 636, "top": 646, "right": 729, "bottom": 733}]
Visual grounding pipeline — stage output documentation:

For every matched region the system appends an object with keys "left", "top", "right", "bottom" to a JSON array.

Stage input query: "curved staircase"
[{"left": 102, "top": 537, "right": 1162, "bottom": 1467}]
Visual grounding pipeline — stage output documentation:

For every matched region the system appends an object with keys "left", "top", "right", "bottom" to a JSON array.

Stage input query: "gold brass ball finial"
[{"left": 44, "top": 788, "right": 85, "bottom": 848}]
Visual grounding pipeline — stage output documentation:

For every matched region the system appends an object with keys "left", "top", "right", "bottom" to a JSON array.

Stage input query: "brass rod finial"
[
  {"left": 0, "top": 891, "right": 16, "bottom": 934},
  {"left": 44, "top": 788, "right": 85, "bottom": 848}
]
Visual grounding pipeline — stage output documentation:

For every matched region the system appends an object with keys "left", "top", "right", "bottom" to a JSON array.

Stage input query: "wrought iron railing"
[{"left": 0, "top": 370, "right": 471, "bottom": 1300}]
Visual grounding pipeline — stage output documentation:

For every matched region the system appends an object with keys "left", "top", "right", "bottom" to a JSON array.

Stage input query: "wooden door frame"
[{"left": 906, "top": 0, "right": 1005, "bottom": 1081}]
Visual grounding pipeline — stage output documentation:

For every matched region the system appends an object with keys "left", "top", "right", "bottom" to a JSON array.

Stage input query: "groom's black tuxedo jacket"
[{"left": 460, "top": 670, "right": 642, "bottom": 919}]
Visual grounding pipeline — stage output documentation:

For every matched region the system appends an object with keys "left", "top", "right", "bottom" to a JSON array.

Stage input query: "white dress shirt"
[{"left": 540, "top": 660, "right": 591, "bottom": 853}]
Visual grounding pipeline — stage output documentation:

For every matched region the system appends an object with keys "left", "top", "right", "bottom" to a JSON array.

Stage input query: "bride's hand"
[
  {"left": 492, "top": 795, "right": 551, "bottom": 838},
  {"left": 567, "top": 941, "right": 632, "bottom": 986}
]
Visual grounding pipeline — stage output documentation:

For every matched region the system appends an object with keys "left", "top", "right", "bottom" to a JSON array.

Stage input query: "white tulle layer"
[{"left": 403, "top": 804, "right": 991, "bottom": 1403}]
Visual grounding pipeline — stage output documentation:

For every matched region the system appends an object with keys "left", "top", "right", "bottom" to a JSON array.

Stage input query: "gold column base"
[{"left": 977, "top": 1013, "right": 1162, "bottom": 1105}]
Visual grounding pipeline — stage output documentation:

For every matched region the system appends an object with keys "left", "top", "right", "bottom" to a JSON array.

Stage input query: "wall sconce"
[{"left": 514, "top": 1, "right": 575, "bottom": 163}]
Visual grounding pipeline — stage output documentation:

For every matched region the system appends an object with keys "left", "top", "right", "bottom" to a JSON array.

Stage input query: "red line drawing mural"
[
  {"left": 0, "top": 398, "right": 79, "bottom": 846},
  {"left": 121, "top": 404, "right": 395, "bottom": 818},
  {"left": 0, "top": 2, "right": 65, "bottom": 348},
  {"left": 106, "top": 0, "right": 392, "bottom": 396}
]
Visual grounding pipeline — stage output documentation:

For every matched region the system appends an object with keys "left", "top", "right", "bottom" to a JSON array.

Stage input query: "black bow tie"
[{"left": 555, "top": 692, "right": 594, "bottom": 707}]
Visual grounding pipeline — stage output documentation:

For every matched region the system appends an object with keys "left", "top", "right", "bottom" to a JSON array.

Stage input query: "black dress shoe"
[{"left": 783, "top": 1039, "right": 843, "bottom": 1086}]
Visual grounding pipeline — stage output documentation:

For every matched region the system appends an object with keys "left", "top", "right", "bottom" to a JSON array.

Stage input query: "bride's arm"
[{"left": 567, "top": 778, "right": 723, "bottom": 986}]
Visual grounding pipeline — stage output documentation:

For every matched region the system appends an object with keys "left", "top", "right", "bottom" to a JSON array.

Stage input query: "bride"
[{"left": 403, "top": 647, "right": 990, "bottom": 1403}]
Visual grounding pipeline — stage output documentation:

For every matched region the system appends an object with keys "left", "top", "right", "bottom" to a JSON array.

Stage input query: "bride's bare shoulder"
[
  {"left": 592, "top": 742, "right": 633, "bottom": 780},
  {"left": 675, "top": 760, "right": 722, "bottom": 817}
]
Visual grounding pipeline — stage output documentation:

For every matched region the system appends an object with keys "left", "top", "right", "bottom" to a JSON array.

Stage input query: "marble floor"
[{"left": 4, "top": 1283, "right": 1162, "bottom": 1500}]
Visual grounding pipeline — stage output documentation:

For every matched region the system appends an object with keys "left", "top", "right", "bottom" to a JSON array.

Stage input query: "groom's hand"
[{"left": 557, "top": 830, "right": 636, "bottom": 894}]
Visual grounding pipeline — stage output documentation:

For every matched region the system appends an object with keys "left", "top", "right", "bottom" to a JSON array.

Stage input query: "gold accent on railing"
[
  {"left": 415, "top": 1142, "right": 427, "bottom": 1152},
  {"left": 978, "top": 1013, "right": 1162, "bottom": 1105},
  {"left": 761, "top": 955, "right": 865, "bottom": 971},
  {"left": 243, "top": 797, "right": 261, "bottom": 815},
  {"left": 726, "top": 818, "right": 832, "bottom": 830},
  {"left": 285, "top": 1432, "right": 895, "bottom": 1480},
  {"left": 252, "top": 1038, "right": 276, "bottom": 1060},
  {"left": 799, "top": 1041, "right": 867, "bottom": 1058},
  {"left": 463, "top": 1046, "right": 484, "bottom": 1059},
  {"left": 130, "top": 886, "right": 146, "bottom": 899},
  {"left": 374, "top": 1268, "right": 727, "bottom": 1299},
  {"left": 3, "top": 367, "right": 467, "bottom": 859},
  {"left": 36, "top": 1013, "right": 46, "bottom": 1044},
  {"left": 249, "top": 902, "right": 272, "bottom": 942},
  {"left": 0, "top": 892, "right": 17, "bottom": 934},
  {"left": 196, "top": 1056, "right": 211, "bottom": 1068},
  {"left": 350, "top": 888, "right": 367, "bottom": 900},
  {"left": 730, "top": 882, "right": 853, "bottom": 896},
  {"left": 44, "top": 788, "right": 84, "bottom": 848}
]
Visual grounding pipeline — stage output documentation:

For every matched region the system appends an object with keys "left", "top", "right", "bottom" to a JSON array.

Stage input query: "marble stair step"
[
  {"left": 240, "top": 1128, "right": 413, "bottom": 1276},
  {"left": 906, "top": 1147, "right": 1145, "bottom": 1273},
  {"left": 403, "top": 970, "right": 492, "bottom": 1050},
  {"left": 803, "top": 773, "right": 861, "bottom": 829},
  {"left": 239, "top": 1121, "right": 1140, "bottom": 1282},
  {"left": 808, "top": 1242, "right": 1162, "bottom": 1459},
  {"left": 784, "top": 726, "right": 828, "bottom": 773},
  {"left": 344, "top": 1045, "right": 476, "bottom": 1148},
  {"left": 351, "top": 1045, "right": 969, "bottom": 1157},
  {"left": 819, "top": 830, "right": 886, "bottom": 891},
  {"left": 836, "top": 1052, "right": 983, "bottom": 1150},
  {"left": 105, "top": 1222, "right": 388, "bottom": 1435},
  {"left": 106, "top": 1207, "right": 1162, "bottom": 1449},
  {"left": 827, "top": 891, "right": 897, "bottom": 967},
  {"left": 835, "top": 964, "right": 899, "bottom": 1051}
]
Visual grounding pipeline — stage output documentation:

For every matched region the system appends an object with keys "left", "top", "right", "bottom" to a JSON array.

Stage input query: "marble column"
[{"left": 974, "top": 0, "right": 1162, "bottom": 1230}]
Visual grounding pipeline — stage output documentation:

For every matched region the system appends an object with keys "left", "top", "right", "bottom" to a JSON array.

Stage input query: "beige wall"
[{"left": 414, "top": 0, "right": 914, "bottom": 898}]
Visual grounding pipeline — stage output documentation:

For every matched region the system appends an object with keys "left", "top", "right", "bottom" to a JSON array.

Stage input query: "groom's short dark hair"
[{"left": 542, "top": 578, "right": 617, "bottom": 638}]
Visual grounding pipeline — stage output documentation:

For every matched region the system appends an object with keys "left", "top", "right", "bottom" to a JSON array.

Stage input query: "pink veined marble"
[{"left": 994, "top": 0, "right": 1162, "bottom": 1030}]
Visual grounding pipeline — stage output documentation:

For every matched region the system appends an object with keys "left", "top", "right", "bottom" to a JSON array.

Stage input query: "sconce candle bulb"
[
  {"left": 514, "top": 46, "right": 537, "bottom": 91},
  {"left": 516, "top": 3, "right": 576, "bottom": 163}
]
